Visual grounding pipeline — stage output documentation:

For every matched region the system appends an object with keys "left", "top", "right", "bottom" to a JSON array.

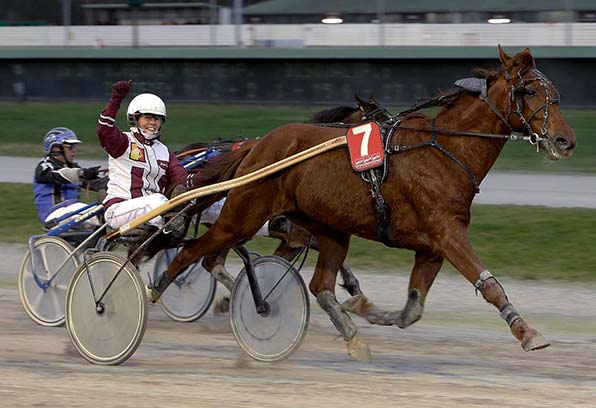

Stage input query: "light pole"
[
  {"left": 62, "top": 0, "right": 71, "bottom": 46},
  {"left": 377, "top": 0, "right": 385, "bottom": 47},
  {"left": 234, "top": 0, "right": 243, "bottom": 47},
  {"left": 128, "top": 0, "right": 144, "bottom": 48},
  {"left": 210, "top": 0, "right": 218, "bottom": 46}
]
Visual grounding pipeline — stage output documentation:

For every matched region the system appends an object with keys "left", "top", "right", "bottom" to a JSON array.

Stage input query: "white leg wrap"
[{"left": 499, "top": 302, "right": 522, "bottom": 327}]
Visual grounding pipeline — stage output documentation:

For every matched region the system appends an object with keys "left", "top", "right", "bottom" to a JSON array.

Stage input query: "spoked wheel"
[
  {"left": 153, "top": 248, "right": 217, "bottom": 322},
  {"left": 65, "top": 252, "right": 147, "bottom": 365},
  {"left": 18, "top": 236, "right": 77, "bottom": 327},
  {"left": 230, "top": 255, "right": 310, "bottom": 362}
]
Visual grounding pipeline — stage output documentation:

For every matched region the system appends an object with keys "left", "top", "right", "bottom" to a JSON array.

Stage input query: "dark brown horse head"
[
  {"left": 311, "top": 96, "right": 393, "bottom": 125},
  {"left": 354, "top": 94, "right": 393, "bottom": 122},
  {"left": 497, "top": 46, "right": 576, "bottom": 160}
]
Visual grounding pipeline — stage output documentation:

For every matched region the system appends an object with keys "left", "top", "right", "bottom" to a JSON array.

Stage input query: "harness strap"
[
  {"left": 365, "top": 168, "right": 395, "bottom": 247},
  {"left": 479, "top": 93, "right": 514, "bottom": 132},
  {"left": 429, "top": 119, "right": 481, "bottom": 193}
]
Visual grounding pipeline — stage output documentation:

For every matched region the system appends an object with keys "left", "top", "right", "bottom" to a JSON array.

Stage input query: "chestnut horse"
[{"left": 150, "top": 47, "right": 575, "bottom": 361}]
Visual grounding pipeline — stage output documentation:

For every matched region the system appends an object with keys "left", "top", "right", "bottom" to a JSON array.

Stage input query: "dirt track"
[{"left": 1, "top": 244, "right": 596, "bottom": 407}]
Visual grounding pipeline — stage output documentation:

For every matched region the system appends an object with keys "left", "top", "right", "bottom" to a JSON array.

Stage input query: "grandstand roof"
[{"left": 244, "top": 0, "right": 596, "bottom": 15}]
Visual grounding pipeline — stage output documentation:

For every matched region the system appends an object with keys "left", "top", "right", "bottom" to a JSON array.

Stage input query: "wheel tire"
[
  {"left": 65, "top": 252, "right": 148, "bottom": 365},
  {"left": 230, "top": 255, "right": 310, "bottom": 362},
  {"left": 18, "top": 236, "right": 77, "bottom": 327}
]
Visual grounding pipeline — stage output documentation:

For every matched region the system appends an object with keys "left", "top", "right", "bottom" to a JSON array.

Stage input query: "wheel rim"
[
  {"left": 230, "top": 256, "right": 310, "bottom": 362},
  {"left": 18, "top": 237, "right": 77, "bottom": 327},
  {"left": 66, "top": 252, "right": 147, "bottom": 365}
]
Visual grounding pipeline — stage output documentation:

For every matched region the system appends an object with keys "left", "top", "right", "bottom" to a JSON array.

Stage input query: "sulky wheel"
[
  {"left": 18, "top": 236, "right": 77, "bottom": 327},
  {"left": 153, "top": 248, "right": 217, "bottom": 322},
  {"left": 65, "top": 252, "right": 148, "bottom": 365},
  {"left": 230, "top": 255, "right": 310, "bottom": 362}
]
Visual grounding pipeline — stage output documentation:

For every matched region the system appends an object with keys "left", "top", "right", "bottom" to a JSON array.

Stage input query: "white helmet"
[{"left": 126, "top": 93, "right": 167, "bottom": 139}]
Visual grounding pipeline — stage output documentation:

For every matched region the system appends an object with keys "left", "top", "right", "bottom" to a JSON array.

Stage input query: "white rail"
[{"left": 0, "top": 23, "right": 593, "bottom": 48}]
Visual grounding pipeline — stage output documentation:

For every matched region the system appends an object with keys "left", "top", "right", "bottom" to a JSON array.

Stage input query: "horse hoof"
[
  {"left": 145, "top": 286, "right": 158, "bottom": 304},
  {"left": 522, "top": 332, "right": 551, "bottom": 351},
  {"left": 394, "top": 311, "right": 422, "bottom": 329},
  {"left": 346, "top": 332, "right": 372, "bottom": 362}
]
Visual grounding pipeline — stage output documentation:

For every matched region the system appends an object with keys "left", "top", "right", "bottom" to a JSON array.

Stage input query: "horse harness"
[{"left": 316, "top": 66, "right": 561, "bottom": 247}]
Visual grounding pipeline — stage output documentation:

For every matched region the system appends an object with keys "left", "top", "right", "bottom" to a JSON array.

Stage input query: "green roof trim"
[
  {"left": 244, "top": 0, "right": 596, "bottom": 15},
  {"left": 1, "top": 46, "right": 596, "bottom": 60}
]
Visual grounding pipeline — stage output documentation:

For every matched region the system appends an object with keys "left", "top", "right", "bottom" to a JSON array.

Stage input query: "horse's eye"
[{"left": 526, "top": 88, "right": 537, "bottom": 97}]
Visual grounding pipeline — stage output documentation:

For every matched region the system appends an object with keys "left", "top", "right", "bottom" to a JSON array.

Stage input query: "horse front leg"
[
  {"left": 309, "top": 231, "right": 371, "bottom": 362},
  {"left": 434, "top": 221, "right": 550, "bottom": 352},
  {"left": 341, "top": 251, "right": 442, "bottom": 327}
]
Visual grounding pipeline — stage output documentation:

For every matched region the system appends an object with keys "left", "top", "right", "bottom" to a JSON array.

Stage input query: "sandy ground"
[{"left": 1, "top": 243, "right": 596, "bottom": 407}]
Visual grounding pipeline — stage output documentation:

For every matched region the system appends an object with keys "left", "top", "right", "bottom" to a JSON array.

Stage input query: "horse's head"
[
  {"left": 496, "top": 46, "right": 576, "bottom": 160},
  {"left": 354, "top": 95, "right": 393, "bottom": 122},
  {"left": 310, "top": 96, "right": 392, "bottom": 125}
]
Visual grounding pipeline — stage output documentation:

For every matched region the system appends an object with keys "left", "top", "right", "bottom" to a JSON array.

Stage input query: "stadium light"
[
  {"left": 488, "top": 18, "right": 511, "bottom": 24},
  {"left": 321, "top": 16, "right": 343, "bottom": 24}
]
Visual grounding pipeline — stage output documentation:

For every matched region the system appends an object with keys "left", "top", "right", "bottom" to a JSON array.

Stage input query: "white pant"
[
  {"left": 45, "top": 202, "right": 101, "bottom": 228},
  {"left": 104, "top": 193, "right": 168, "bottom": 229},
  {"left": 200, "top": 198, "right": 269, "bottom": 237}
]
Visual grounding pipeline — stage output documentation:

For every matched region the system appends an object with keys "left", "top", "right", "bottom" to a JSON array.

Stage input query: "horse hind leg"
[
  {"left": 341, "top": 250, "right": 443, "bottom": 328},
  {"left": 338, "top": 263, "right": 363, "bottom": 297},
  {"left": 309, "top": 230, "right": 371, "bottom": 362},
  {"left": 395, "top": 251, "right": 444, "bottom": 328},
  {"left": 200, "top": 248, "right": 235, "bottom": 315},
  {"left": 201, "top": 248, "right": 235, "bottom": 291}
]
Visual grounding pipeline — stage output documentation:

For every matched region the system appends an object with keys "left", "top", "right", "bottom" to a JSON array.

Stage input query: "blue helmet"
[{"left": 43, "top": 127, "right": 81, "bottom": 153}]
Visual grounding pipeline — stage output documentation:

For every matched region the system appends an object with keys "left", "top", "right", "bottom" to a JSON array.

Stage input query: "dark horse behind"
[{"left": 150, "top": 47, "right": 576, "bottom": 361}]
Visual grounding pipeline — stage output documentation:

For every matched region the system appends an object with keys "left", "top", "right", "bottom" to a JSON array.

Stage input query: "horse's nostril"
[{"left": 555, "top": 137, "right": 573, "bottom": 150}]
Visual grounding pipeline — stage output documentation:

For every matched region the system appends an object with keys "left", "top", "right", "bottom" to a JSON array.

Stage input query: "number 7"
[{"left": 351, "top": 123, "right": 373, "bottom": 156}]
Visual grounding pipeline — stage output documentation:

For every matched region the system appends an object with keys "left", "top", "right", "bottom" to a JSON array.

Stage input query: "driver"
[
  {"left": 34, "top": 127, "right": 106, "bottom": 228},
  {"left": 97, "top": 80, "right": 188, "bottom": 238}
]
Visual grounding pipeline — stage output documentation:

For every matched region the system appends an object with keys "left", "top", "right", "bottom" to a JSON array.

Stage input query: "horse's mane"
[{"left": 310, "top": 105, "right": 359, "bottom": 123}]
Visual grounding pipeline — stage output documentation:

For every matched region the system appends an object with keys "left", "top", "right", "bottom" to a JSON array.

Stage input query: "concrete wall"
[{"left": 0, "top": 23, "right": 595, "bottom": 48}]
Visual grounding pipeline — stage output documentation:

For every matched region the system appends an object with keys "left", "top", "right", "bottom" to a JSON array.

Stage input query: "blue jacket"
[{"left": 33, "top": 156, "right": 81, "bottom": 222}]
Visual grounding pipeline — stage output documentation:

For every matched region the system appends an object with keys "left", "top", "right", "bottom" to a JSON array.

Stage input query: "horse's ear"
[
  {"left": 516, "top": 48, "right": 536, "bottom": 67},
  {"left": 498, "top": 45, "right": 511, "bottom": 64},
  {"left": 354, "top": 93, "right": 367, "bottom": 107}
]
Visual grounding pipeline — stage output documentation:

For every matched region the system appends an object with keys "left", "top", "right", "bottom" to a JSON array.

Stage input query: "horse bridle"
[{"left": 507, "top": 67, "right": 561, "bottom": 147}]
